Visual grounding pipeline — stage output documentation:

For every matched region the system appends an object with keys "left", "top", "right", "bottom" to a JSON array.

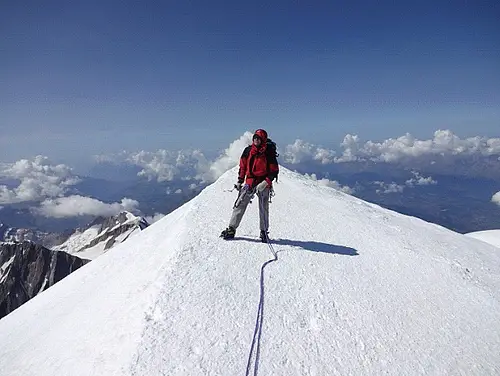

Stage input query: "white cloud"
[
  {"left": 266, "top": 130, "right": 500, "bottom": 166},
  {"left": 127, "top": 149, "right": 209, "bottom": 183},
  {"left": 374, "top": 171, "right": 437, "bottom": 194},
  {"left": 94, "top": 132, "right": 253, "bottom": 184},
  {"left": 145, "top": 213, "right": 165, "bottom": 224},
  {"left": 91, "top": 130, "right": 500, "bottom": 189},
  {"left": 335, "top": 130, "right": 500, "bottom": 163},
  {"left": 304, "top": 173, "right": 354, "bottom": 194},
  {"left": 35, "top": 195, "right": 140, "bottom": 218},
  {"left": 0, "top": 156, "right": 80, "bottom": 204},
  {"left": 0, "top": 186, "right": 17, "bottom": 204},
  {"left": 282, "top": 140, "right": 336, "bottom": 164},
  {"left": 374, "top": 181, "right": 405, "bottom": 194},
  {"left": 198, "top": 132, "right": 254, "bottom": 182},
  {"left": 405, "top": 171, "right": 437, "bottom": 187},
  {"left": 492, "top": 192, "right": 500, "bottom": 206},
  {"left": 336, "top": 134, "right": 362, "bottom": 163},
  {"left": 97, "top": 132, "right": 331, "bottom": 184}
]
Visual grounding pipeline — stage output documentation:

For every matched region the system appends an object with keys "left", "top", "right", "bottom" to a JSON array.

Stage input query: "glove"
[
  {"left": 256, "top": 180, "right": 269, "bottom": 193},
  {"left": 234, "top": 182, "right": 242, "bottom": 191}
]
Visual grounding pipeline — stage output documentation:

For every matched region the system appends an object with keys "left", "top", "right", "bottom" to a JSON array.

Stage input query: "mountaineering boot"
[
  {"left": 220, "top": 226, "right": 236, "bottom": 240},
  {"left": 260, "top": 230, "right": 269, "bottom": 243}
]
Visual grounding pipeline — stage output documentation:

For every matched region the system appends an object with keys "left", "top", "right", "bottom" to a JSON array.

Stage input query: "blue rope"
[{"left": 245, "top": 190, "right": 278, "bottom": 376}]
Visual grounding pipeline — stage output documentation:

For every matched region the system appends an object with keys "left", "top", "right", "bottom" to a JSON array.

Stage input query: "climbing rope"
[{"left": 245, "top": 189, "right": 278, "bottom": 376}]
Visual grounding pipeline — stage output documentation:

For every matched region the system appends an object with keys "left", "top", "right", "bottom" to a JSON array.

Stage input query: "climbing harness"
[
  {"left": 233, "top": 184, "right": 256, "bottom": 209},
  {"left": 227, "top": 182, "right": 276, "bottom": 209},
  {"left": 269, "top": 186, "right": 275, "bottom": 204}
]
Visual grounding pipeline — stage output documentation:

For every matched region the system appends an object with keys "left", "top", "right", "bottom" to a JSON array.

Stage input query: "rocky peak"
[
  {"left": 0, "top": 223, "right": 59, "bottom": 247},
  {"left": 97, "top": 212, "right": 149, "bottom": 233},
  {"left": 0, "top": 241, "right": 88, "bottom": 320}
]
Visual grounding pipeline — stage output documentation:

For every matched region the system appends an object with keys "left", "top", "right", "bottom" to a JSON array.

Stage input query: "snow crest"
[{"left": 0, "top": 168, "right": 499, "bottom": 376}]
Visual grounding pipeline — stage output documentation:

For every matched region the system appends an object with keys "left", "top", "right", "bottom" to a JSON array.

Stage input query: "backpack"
[
  {"left": 266, "top": 138, "right": 279, "bottom": 158},
  {"left": 266, "top": 138, "right": 279, "bottom": 181}
]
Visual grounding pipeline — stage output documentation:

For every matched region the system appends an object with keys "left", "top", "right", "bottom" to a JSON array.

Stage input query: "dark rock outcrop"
[{"left": 0, "top": 241, "right": 89, "bottom": 320}]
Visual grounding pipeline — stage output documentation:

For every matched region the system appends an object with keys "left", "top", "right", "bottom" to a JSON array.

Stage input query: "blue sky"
[{"left": 1, "top": 1, "right": 499, "bottom": 169}]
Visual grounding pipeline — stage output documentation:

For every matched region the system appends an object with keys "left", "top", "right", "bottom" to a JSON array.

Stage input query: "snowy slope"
[
  {"left": 66, "top": 228, "right": 142, "bottom": 260},
  {"left": 466, "top": 229, "right": 500, "bottom": 249},
  {"left": 0, "top": 168, "right": 499, "bottom": 376},
  {"left": 53, "top": 212, "right": 148, "bottom": 260},
  {"left": 52, "top": 225, "right": 101, "bottom": 252}
]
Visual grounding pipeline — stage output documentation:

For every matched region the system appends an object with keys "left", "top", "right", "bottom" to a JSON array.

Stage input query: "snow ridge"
[
  {"left": 0, "top": 167, "right": 499, "bottom": 376},
  {"left": 466, "top": 230, "right": 500, "bottom": 249}
]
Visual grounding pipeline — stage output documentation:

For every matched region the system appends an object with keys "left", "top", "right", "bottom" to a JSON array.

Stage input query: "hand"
[
  {"left": 234, "top": 182, "right": 242, "bottom": 191},
  {"left": 256, "top": 180, "right": 269, "bottom": 193}
]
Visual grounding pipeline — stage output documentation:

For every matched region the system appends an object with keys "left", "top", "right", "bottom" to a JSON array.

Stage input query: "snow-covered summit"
[
  {"left": 53, "top": 211, "right": 149, "bottom": 259},
  {"left": 466, "top": 229, "right": 500, "bottom": 249},
  {"left": 0, "top": 167, "right": 499, "bottom": 375}
]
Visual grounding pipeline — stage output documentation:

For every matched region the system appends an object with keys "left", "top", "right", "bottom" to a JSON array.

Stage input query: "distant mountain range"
[{"left": 0, "top": 211, "right": 150, "bottom": 319}]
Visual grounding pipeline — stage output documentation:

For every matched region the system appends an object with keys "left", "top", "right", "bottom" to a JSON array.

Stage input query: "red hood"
[{"left": 254, "top": 129, "right": 268, "bottom": 143}]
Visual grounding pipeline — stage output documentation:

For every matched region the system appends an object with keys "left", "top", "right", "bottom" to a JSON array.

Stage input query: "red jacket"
[{"left": 238, "top": 139, "right": 279, "bottom": 188}]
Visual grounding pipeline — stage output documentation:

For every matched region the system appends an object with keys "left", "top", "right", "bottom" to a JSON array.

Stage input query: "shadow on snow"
[{"left": 233, "top": 237, "right": 359, "bottom": 256}]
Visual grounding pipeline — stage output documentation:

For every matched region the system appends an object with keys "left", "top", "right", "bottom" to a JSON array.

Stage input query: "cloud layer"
[
  {"left": 282, "top": 140, "right": 336, "bottom": 164},
  {"left": 374, "top": 181, "right": 405, "bottom": 194},
  {"left": 375, "top": 171, "right": 437, "bottom": 194},
  {"left": 95, "top": 132, "right": 254, "bottom": 186},
  {"left": 0, "top": 156, "right": 80, "bottom": 204},
  {"left": 335, "top": 130, "right": 500, "bottom": 163},
  {"left": 36, "top": 196, "right": 140, "bottom": 218},
  {"left": 1, "top": 130, "right": 497, "bottom": 217},
  {"left": 405, "top": 171, "right": 437, "bottom": 187},
  {"left": 492, "top": 192, "right": 500, "bottom": 206},
  {"left": 303, "top": 173, "right": 354, "bottom": 194},
  {"left": 281, "top": 130, "right": 500, "bottom": 165},
  {"left": 0, "top": 156, "right": 141, "bottom": 217},
  {"left": 92, "top": 130, "right": 500, "bottom": 185}
]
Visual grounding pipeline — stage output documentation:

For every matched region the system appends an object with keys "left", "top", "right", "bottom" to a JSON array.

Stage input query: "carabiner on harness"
[{"left": 233, "top": 184, "right": 256, "bottom": 209}]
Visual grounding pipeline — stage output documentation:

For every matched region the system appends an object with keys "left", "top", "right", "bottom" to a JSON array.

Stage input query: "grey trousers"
[{"left": 229, "top": 188, "right": 270, "bottom": 231}]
